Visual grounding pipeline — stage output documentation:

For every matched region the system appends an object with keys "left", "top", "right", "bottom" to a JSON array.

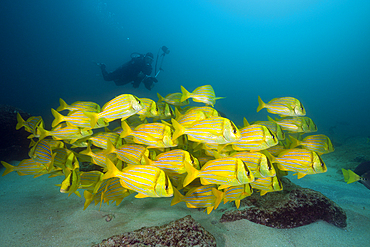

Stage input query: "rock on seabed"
[
  {"left": 220, "top": 177, "right": 347, "bottom": 229},
  {"left": 93, "top": 215, "right": 216, "bottom": 247}
]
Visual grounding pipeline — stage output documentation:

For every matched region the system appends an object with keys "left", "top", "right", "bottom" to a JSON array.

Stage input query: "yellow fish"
[
  {"left": 257, "top": 96, "right": 306, "bottom": 116},
  {"left": 59, "top": 168, "right": 81, "bottom": 197},
  {"left": 183, "top": 157, "right": 254, "bottom": 189},
  {"left": 136, "top": 98, "right": 159, "bottom": 120},
  {"left": 57, "top": 98, "right": 101, "bottom": 113},
  {"left": 231, "top": 124, "right": 278, "bottom": 151},
  {"left": 37, "top": 122, "right": 93, "bottom": 142},
  {"left": 105, "top": 141, "right": 150, "bottom": 166},
  {"left": 157, "top": 92, "right": 189, "bottom": 107},
  {"left": 230, "top": 151, "right": 276, "bottom": 178},
  {"left": 289, "top": 134, "right": 334, "bottom": 155},
  {"left": 16, "top": 113, "right": 43, "bottom": 134},
  {"left": 172, "top": 116, "right": 241, "bottom": 145},
  {"left": 1, "top": 160, "right": 48, "bottom": 177},
  {"left": 171, "top": 185, "right": 223, "bottom": 214},
  {"left": 51, "top": 109, "right": 108, "bottom": 129},
  {"left": 223, "top": 184, "right": 253, "bottom": 209},
  {"left": 84, "top": 94, "right": 144, "bottom": 128},
  {"left": 180, "top": 85, "right": 224, "bottom": 106},
  {"left": 145, "top": 149, "right": 200, "bottom": 176},
  {"left": 251, "top": 177, "right": 283, "bottom": 196},
  {"left": 102, "top": 158, "right": 173, "bottom": 198},
  {"left": 275, "top": 148, "right": 327, "bottom": 179},
  {"left": 121, "top": 121, "right": 178, "bottom": 148}
]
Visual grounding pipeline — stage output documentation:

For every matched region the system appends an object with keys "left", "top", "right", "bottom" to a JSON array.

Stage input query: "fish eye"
[
  {"left": 231, "top": 122, "right": 237, "bottom": 134},
  {"left": 267, "top": 159, "right": 272, "bottom": 170}
]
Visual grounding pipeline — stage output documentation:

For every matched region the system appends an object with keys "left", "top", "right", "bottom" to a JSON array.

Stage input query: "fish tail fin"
[
  {"left": 37, "top": 123, "right": 49, "bottom": 140},
  {"left": 212, "top": 188, "right": 224, "bottom": 210},
  {"left": 342, "top": 168, "right": 349, "bottom": 183},
  {"left": 102, "top": 158, "right": 120, "bottom": 180},
  {"left": 83, "top": 111, "right": 98, "bottom": 128},
  {"left": 16, "top": 112, "right": 25, "bottom": 130},
  {"left": 120, "top": 120, "right": 132, "bottom": 138},
  {"left": 183, "top": 161, "right": 199, "bottom": 187},
  {"left": 83, "top": 190, "right": 94, "bottom": 210},
  {"left": 180, "top": 85, "right": 191, "bottom": 102},
  {"left": 170, "top": 187, "right": 184, "bottom": 206},
  {"left": 1, "top": 161, "right": 15, "bottom": 176},
  {"left": 289, "top": 135, "right": 300, "bottom": 148},
  {"left": 171, "top": 118, "right": 185, "bottom": 141},
  {"left": 257, "top": 96, "right": 265, "bottom": 112},
  {"left": 346, "top": 169, "right": 361, "bottom": 184},
  {"left": 174, "top": 107, "right": 182, "bottom": 120},
  {"left": 104, "top": 140, "right": 116, "bottom": 154},
  {"left": 51, "top": 108, "right": 64, "bottom": 128},
  {"left": 157, "top": 93, "right": 164, "bottom": 103},
  {"left": 57, "top": 98, "right": 68, "bottom": 111}
]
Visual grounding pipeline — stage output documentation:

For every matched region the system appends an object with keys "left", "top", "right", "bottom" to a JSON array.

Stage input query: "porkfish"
[
  {"left": 102, "top": 158, "right": 173, "bottom": 198},
  {"left": 180, "top": 85, "right": 225, "bottom": 106},
  {"left": 171, "top": 116, "right": 241, "bottom": 145},
  {"left": 183, "top": 157, "right": 254, "bottom": 189},
  {"left": 257, "top": 96, "right": 306, "bottom": 117}
]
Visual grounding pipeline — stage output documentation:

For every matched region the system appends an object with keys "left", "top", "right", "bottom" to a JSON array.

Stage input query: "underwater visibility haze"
[{"left": 1, "top": 1, "right": 370, "bottom": 246}]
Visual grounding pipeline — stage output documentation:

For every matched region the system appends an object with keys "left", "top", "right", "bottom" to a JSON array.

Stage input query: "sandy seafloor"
[{"left": 1, "top": 136, "right": 369, "bottom": 247}]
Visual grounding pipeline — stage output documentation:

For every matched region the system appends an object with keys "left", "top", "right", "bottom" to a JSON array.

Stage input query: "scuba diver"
[{"left": 98, "top": 46, "right": 170, "bottom": 91}]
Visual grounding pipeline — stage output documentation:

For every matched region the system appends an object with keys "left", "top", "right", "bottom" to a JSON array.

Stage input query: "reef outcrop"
[
  {"left": 220, "top": 177, "right": 347, "bottom": 229},
  {"left": 93, "top": 215, "right": 216, "bottom": 247},
  {"left": 0, "top": 104, "right": 31, "bottom": 163}
]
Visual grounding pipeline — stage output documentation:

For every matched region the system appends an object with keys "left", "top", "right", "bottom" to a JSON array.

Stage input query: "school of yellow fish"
[{"left": 1, "top": 84, "right": 334, "bottom": 214}]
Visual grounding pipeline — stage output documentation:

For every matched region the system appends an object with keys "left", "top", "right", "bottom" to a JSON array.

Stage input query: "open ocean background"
[{"left": 1, "top": 0, "right": 369, "bottom": 144}]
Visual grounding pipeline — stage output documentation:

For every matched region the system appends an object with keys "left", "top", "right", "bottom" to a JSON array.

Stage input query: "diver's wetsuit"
[{"left": 101, "top": 55, "right": 153, "bottom": 88}]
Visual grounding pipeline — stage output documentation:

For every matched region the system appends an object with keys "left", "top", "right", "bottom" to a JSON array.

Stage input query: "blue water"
[{"left": 1, "top": 0, "right": 369, "bottom": 140}]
